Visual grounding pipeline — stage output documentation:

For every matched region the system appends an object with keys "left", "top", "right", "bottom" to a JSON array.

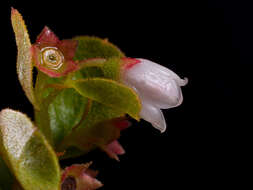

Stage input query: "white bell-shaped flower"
[{"left": 121, "top": 58, "right": 188, "bottom": 133}]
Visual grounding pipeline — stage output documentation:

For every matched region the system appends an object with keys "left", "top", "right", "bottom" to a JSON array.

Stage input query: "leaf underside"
[
  {"left": 11, "top": 8, "right": 39, "bottom": 110},
  {"left": 0, "top": 109, "right": 60, "bottom": 190}
]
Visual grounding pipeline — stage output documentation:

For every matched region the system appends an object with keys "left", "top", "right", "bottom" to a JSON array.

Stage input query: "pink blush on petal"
[{"left": 122, "top": 57, "right": 141, "bottom": 70}]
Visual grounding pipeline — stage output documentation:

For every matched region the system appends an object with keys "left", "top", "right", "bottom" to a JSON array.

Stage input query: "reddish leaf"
[
  {"left": 36, "top": 26, "right": 60, "bottom": 44},
  {"left": 59, "top": 39, "right": 78, "bottom": 60}
]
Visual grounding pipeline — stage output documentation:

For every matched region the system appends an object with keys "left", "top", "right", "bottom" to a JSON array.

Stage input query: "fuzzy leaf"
[
  {"left": 75, "top": 102, "right": 124, "bottom": 130},
  {"left": 0, "top": 109, "right": 60, "bottom": 190},
  {"left": 77, "top": 67, "right": 104, "bottom": 79},
  {"left": 11, "top": 8, "right": 39, "bottom": 110},
  {"left": 101, "top": 58, "right": 122, "bottom": 81},
  {"left": 34, "top": 71, "right": 66, "bottom": 144},
  {"left": 34, "top": 71, "right": 91, "bottom": 148},
  {"left": 70, "top": 78, "right": 141, "bottom": 120},
  {"left": 73, "top": 57, "right": 122, "bottom": 81},
  {"left": 58, "top": 101, "right": 124, "bottom": 154},
  {"left": 48, "top": 88, "right": 89, "bottom": 148},
  {"left": 73, "top": 36, "right": 124, "bottom": 61}
]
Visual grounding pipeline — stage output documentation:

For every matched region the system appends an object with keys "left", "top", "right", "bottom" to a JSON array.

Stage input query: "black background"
[{"left": 1, "top": 0, "right": 250, "bottom": 189}]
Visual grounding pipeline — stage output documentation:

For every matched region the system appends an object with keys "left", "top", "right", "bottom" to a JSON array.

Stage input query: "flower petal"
[
  {"left": 103, "top": 140, "right": 125, "bottom": 161},
  {"left": 142, "top": 79, "right": 184, "bottom": 109},
  {"left": 122, "top": 59, "right": 186, "bottom": 109},
  {"left": 139, "top": 100, "right": 166, "bottom": 133},
  {"left": 137, "top": 59, "right": 188, "bottom": 86}
]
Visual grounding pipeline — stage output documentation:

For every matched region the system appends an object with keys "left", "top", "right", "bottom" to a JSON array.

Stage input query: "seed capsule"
[{"left": 40, "top": 47, "right": 64, "bottom": 70}]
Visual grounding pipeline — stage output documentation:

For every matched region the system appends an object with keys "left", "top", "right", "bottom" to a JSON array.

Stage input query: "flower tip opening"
[
  {"left": 152, "top": 120, "right": 167, "bottom": 133},
  {"left": 175, "top": 76, "right": 188, "bottom": 87},
  {"left": 181, "top": 77, "right": 189, "bottom": 86}
]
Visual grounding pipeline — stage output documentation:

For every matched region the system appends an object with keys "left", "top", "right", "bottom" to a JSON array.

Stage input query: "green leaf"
[
  {"left": 74, "top": 102, "right": 124, "bottom": 130},
  {"left": 34, "top": 71, "right": 66, "bottom": 106},
  {"left": 70, "top": 78, "right": 141, "bottom": 120},
  {"left": 11, "top": 8, "right": 39, "bottom": 110},
  {"left": 101, "top": 58, "right": 122, "bottom": 81},
  {"left": 59, "top": 102, "right": 123, "bottom": 153},
  {"left": 79, "top": 67, "right": 104, "bottom": 79},
  {"left": 48, "top": 88, "right": 89, "bottom": 148},
  {"left": 34, "top": 71, "right": 91, "bottom": 148},
  {"left": 0, "top": 156, "right": 14, "bottom": 190},
  {"left": 34, "top": 71, "right": 66, "bottom": 144},
  {"left": 68, "top": 59, "right": 106, "bottom": 83},
  {"left": 0, "top": 109, "right": 60, "bottom": 190},
  {"left": 70, "top": 57, "right": 122, "bottom": 82},
  {"left": 58, "top": 146, "right": 84, "bottom": 160},
  {"left": 73, "top": 36, "right": 125, "bottom": 61}
]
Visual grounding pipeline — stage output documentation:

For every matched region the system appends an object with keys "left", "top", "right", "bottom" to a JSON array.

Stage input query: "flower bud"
[{"left": 121, "top": 58, "right": 187, "bottom": 132}]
